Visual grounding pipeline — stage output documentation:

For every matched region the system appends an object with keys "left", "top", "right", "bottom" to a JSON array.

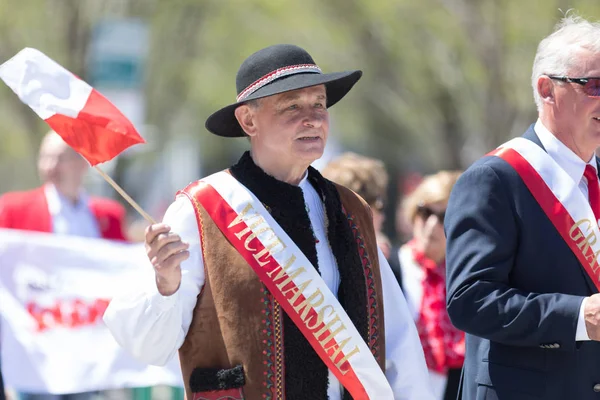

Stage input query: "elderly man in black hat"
[{"left": 104, "top": 44, "right": 432, "bottom": 400}]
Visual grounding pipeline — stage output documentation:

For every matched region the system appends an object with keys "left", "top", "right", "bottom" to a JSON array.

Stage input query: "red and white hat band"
[{"left": 236, "top": 64, "right": 322, "bottom": 102}]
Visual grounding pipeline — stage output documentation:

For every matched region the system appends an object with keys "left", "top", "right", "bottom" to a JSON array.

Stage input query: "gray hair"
[{"left": 531, "top": 13, "right": 600, "bottom": 112}]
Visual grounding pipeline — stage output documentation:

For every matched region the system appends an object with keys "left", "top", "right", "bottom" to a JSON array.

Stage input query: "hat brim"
[{"left": 205, "top": 70, "right": 362, "bottom": 138}]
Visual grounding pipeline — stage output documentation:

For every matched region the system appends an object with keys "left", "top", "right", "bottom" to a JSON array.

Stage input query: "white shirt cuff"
[
  {"left": 576, "top": 297, "right": 590, "bottom": 341},
  {"left": 148, "top": 284, "right": 180, "bottom": 314}
]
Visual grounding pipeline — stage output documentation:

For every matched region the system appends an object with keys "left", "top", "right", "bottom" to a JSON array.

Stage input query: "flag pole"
[{"left": 93, "top": 166, "right": 156, "bottom": 224}]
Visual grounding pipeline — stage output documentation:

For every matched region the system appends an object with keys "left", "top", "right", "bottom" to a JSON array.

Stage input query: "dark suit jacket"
[
  {"left": 0, "top": 186, "right": 127, "bottom": 241},
  {"left": 445, "top": 124, "right": 600, "bottom": 400}
]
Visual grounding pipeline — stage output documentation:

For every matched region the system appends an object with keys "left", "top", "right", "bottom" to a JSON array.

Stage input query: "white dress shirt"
[
  {"left": 44, "top": 184, "right": 100, "bottom": 238},
  {"left": 104, "top": 174, "right": 434, "bottom": 400},
  {"left": 534, "top": 120, "right": 598, "bottom": 342}
]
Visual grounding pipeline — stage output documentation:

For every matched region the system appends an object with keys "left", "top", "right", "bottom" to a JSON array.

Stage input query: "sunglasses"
[
  {"left": 416, "top": 204, "right": 446, "bottom": 223},
  {"left": 548, "top": 76, "right": 600, "bottom": 97}
]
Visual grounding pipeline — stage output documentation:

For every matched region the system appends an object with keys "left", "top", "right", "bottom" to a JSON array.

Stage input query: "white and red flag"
[{"left": 0, "top": 47, "right": 145, "bottom": 166}]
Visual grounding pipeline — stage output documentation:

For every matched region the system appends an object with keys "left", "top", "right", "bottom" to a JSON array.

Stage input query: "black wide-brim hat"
[{"left": 205, "top": 44, "right": 362, "bottom": 137}]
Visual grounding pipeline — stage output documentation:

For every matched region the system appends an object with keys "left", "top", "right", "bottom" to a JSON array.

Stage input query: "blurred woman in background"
[
  {"left": 321, "top": 152, "right": 391, "bottom": 258},
  {"left": 390, "top": 170, "right": 464, "bottom": 400}
]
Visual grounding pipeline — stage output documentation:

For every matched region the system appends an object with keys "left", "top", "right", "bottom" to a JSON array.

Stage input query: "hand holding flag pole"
[{"left": 0, "top": 48, "right": 156, "bottom": 224}]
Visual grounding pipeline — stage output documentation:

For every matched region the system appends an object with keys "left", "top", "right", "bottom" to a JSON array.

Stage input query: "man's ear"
[
  {"left": 538, "top": 76, "right": 556, "bottom": 105},
  {"left": 234, "top": 105, "right": 258, "bottom": 137}
]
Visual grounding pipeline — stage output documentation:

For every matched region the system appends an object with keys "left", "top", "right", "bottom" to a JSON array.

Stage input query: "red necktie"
[{"left": 584, "top": 164, "right": 600, "bottom": 223}]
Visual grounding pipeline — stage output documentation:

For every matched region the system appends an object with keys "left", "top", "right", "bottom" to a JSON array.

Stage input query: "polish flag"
[{"left": 0, "top": 48, "right": 145, "bottom": 166}]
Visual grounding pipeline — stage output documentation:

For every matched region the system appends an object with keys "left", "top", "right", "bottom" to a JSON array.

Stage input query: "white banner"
[{"left": 0, "top": 228, "right": 183, "bottom": 393}]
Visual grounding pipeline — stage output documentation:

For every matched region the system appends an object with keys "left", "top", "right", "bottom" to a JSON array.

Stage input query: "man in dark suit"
[{"left": 445, "top": 14, "right": 600, "bottom": 400}]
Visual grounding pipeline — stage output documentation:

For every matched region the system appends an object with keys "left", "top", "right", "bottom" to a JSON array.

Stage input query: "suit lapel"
[{"left": 522, "top": 124, "right": 545, "bottom": 150}]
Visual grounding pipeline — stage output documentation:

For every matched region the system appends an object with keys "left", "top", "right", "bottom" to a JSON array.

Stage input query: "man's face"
[
  {"left": 38, "top": 134, "right": 88, "bottom": 186},
  {"left": 553, "top": 50, "right": 600, "bottom": 155},
  {"left": 245, "top": 85, "right": 329, "bottom": 167}
]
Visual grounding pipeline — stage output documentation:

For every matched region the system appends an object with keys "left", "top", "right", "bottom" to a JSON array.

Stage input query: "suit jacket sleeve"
[
  {"left": 445, "top": 163, "right": 584, "bottom": 350},
  {"left": 90, "top": 197, "right": 128, "bottom": 241},
  {"left": 107, "top": 200, "right": 127, "bottom": 241}
]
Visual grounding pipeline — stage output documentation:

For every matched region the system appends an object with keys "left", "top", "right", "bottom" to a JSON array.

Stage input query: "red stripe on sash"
[{"left": 491, "top": 147, "right": 600, "bottom": 291}]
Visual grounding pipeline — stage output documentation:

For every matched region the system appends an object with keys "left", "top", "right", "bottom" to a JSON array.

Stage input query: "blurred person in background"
[
  {"left": 445, "top": 14, "right": 600, "bottom": 400},
  {"left": 104, "top": 44, "right": 433, "bottom": 400},
  {"left": 0, "top": 130, "right": 127, "bottom": 400},
  {"left": 0, "top": 130, "right": 126, "bottom": 241},
  {"left": 388, "top": 170, "right": 464, "bottom": 400},
  {"left": 320, "top": 151, "right": 392, "bottom": 258},
  {"left": 394, "top": 172, "right": 425, "bottom": 246}
]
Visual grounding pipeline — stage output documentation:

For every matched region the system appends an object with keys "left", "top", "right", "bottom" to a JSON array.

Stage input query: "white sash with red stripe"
[
  {"left": 189, "top": 171, "right": 392, "bottom": 400},
  {"left": 491, "top": 138, "right": 600, "bottom": 291}
]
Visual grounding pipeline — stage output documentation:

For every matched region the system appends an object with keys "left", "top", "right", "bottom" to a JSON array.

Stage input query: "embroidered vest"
[{"left": 177, "top": 154, "right": 385, "bottom": 400}]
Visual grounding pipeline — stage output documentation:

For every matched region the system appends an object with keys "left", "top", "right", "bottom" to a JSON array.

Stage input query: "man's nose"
[{"left": 302, "top": 109, "right": 324, "bottom": 128}]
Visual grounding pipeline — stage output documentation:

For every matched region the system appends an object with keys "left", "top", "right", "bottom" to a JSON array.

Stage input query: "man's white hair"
[{"left": 531, "top": 12, "right": 600, "bottom": 112}]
